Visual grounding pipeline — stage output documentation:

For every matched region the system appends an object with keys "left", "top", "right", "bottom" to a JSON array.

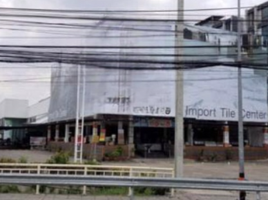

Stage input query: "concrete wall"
[
  {"left": 0, "top": 99, "right": 28, "bottom": 119},
  {"left": 28, "top": 97, "right": 50, "bottom": 118},
  {"left": 28, "top": 97, "right": 50, "bottom": 123},
  {"left": 184, "top": 146, "right": 268, "bottom": 161}
]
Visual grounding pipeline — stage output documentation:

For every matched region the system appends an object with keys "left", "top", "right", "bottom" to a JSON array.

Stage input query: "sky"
[{"left": 0, "top": 0, "right": 267, "bottom": 105}]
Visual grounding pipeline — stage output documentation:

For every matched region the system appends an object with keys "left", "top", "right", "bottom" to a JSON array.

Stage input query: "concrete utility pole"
[
  {"left": 174, "top": 0, "right": 184, "bottom": 179},
  {"left": 80, "top": 65, "right": 86, "bottom": 162},
  {"left": 237, "top": 0, "right": 246, "bottom": 199},
  {"left": 74, "top": 65, "right": 81, "bottom": 163}
]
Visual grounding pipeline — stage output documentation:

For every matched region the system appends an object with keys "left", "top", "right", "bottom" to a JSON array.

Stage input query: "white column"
[
  {"left": 263, "top": 124, "right": 268, "bottom": 147},
  {"left": 99, "top": 122, "right": 106, "bottom": 143},
  {"left": 187, "top": 124, "right": 194, "bottom": 146},
  {"left": 223, "top": 122, "right": 230, "bottom": 147},
  {"left": 93, "top": 122, "right": 98, "bottom": 136},
  {"left": 47, "top": 126, "right": 51, "bottom": 142},
  {"left": 128, "top": 116, "right": 134, "bottom": 157},
  {"left": 55, "top": 125, "right": 59, "bottom": 142},
  {"left": 64, "top": 124, "right": 69, "bottom": 143},
  {"left": 118, "top": 121, "right": 125, "bottom": 145}
]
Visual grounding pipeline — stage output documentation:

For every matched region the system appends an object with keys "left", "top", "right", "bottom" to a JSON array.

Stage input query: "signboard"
[
  {"left": 91, "top": 135, "right": 99, "bottom": 144},
  {"left": 30, "top": 137, "right": 46, "bottom": 147},
  {"left": 148, "top": 118, "right": 172, "bottom": 128},
  {"left": 77, "top": 135, "right": 83, "bottom": 144},
  {"left": 99, "top": 129, "right": 106, "bottom": 142},
  {"left": 134, "top": 117, "right": 173, "bottom": 128}
]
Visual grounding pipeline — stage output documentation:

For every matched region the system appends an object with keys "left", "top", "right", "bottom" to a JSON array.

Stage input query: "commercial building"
[
  {"left": 45, "top": 20, "right": 268, "bottom": 160},
  {"left": 0, "top": 98, "right": 49, "bottom": 148},
  {"left": 246, "top": 2, "right": 268, "bottom": 45},
  {"left": 245, "top": 1, "right": 268, "bottom": 70},
  {"left": 0, "top": 99, "right": 28, "bottom": 143},
  {"left": 195, "top": 15, "right": 243, "bottom": 33}
]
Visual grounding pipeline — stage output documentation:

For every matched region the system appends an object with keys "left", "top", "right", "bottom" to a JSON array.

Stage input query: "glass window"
[{"left": 262, "top": 7, "right": 268, "bottom": 20}]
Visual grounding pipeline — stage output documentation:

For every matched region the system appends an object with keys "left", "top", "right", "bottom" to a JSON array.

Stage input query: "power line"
[{"left": 0, "top": 6, "right": 253, "bottom": 13}]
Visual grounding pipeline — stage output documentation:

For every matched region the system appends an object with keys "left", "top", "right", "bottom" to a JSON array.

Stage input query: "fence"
[
  {"left": 0, "top": 174, "right": 266, "bottom": 200},
  {"left": 0, "top": 163, "right": 174, "bottom": 195}
]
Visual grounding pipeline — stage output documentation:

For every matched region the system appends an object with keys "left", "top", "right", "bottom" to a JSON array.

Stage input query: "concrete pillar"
[
  {"left": 128, "top": 116, "right": 134, "bottom": 157},
  {"left": 47, "top": 126, "right": 51, "bottom": 141},
  {"left": 263, "top": 124, "right": 268, "bottom": 147},
  {"left": 223, "top": 122, "right": 230, "bottom": 147},
  {"left": 64, "top": 124, "right": 69, "bottom": 143},
  {"left": 118, "top": 121, "right": 125, "bottom": 145},
  {"left": 99, "top": 122, "right": 106, "bottom": 143},
  {"left": 90, "top": 122, "right": 99, "bottom": 144},
  {"left": 92, "top": 122, "right": 98, "bottom": 136},
  {"left": 55, "top": 125, "right": 59, "bottom": 142},
  {"left": 187, "top": 124, "right": 194, "bottom": 146}
]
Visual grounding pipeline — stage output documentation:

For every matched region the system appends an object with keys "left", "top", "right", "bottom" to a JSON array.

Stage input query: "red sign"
[
  {"left": 77, "top": 135, "right": 83, "bottom": 144},
  {"left": 148, "top": 119, "right": 172, "bottom": 128}
]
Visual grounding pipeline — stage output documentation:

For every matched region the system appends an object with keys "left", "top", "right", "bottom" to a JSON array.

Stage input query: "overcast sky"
[{"left": 0, "top": 0, "right": 267, "bottom": 105}]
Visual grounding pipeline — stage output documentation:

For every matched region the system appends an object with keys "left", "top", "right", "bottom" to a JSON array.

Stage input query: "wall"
[
  {"left": 0, "top": 99, "right": 28, "bottom": 119},
  {"left": 185, "top": 146, "right": 268, "bottom": 161},
  {"left": 28, "top": 97, "right": 50, "bottom": 123}
]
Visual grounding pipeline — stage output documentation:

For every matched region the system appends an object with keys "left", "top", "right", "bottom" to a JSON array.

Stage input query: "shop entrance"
[{"left": 134, "top": 127, "right": 174, "bottom": 158}]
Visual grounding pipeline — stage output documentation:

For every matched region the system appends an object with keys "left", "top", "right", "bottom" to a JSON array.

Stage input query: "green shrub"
[
  {"left": 196, "top": 149, "right": 205, "bottom": 162},
  {"left": 18, "top": 156, "right": 28, "bottom": 163},
  {"left": 0, "top": 185, "right": 20, "bottom": 193},
  {"left": 135, "top": 187, "right": 168, "bottom": 196},
  {"left": 0, "top": 158, "right": 16, "bottom": 163},
  {"left": 90, "top": 187, "right": 128, "bottom": 196},
  {"left": 105, "top": 146, "right": 125, "bottom": 159},
  {"left": 84, "top": 160, "right": 100, "bottom": 165},
  {"left": 46, "top": 151, "right": 70, "bottom": 164},
  {"left": 225, "top": 149, "right": 233, "bottom": 161},
  {"left": 207, "top": 153, "right": 218, "bottom": 162},
  {"left": 67, "top": 186, "right": 81, "bottom": 194},
  {"left": 116, "top": 146, "right": 123, "bottom": 156},
  {"left": 110, "top": 151, "right": 121, "bottom": 158}
]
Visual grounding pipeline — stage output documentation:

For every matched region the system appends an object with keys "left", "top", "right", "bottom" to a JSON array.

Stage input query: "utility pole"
[
  {"left": 174, "top": 0, "right": 184, "bottom": 179},
  {"left": 80, "top": 65, "right": 86, "bottom": 163},
  {"left": 74, "top": 65, "right": 81, "bottom": 163},
  {"left": 237, "top": 0, "right": 246, "bottom": 199}
]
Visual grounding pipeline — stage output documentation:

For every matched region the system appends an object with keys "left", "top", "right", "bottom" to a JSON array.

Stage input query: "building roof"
[{"left": 195, "top": 15, "right": 224, "bottom": 26}]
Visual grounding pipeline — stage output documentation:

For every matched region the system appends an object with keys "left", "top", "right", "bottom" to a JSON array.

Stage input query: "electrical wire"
[{"left": 0, "top": 6, "right": 253, "bottom": 13}]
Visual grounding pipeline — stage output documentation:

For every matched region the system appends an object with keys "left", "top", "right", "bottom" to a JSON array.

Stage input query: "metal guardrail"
[{"left": 0, "top": 174, "right": 266, "bottom": 199}]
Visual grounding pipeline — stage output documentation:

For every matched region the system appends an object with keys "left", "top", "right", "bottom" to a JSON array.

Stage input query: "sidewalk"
[{"left": 0, "top": 191, "right": 265, "bottom": 200}]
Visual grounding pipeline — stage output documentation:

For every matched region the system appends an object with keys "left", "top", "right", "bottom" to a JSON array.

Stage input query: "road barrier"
[
  {"left": 0, "top": 163, "right": 174, "bottom": 195},
  {"left": 0, "top": 174, "right": 266, "bottom": 199}
]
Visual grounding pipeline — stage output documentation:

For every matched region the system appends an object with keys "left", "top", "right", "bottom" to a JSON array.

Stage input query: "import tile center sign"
[
  {"left": 99, "top": 65, "right": 267, "bottom": 123},
  {"left": 182, "top": 66, "right": 268, "bottom": 122}
]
